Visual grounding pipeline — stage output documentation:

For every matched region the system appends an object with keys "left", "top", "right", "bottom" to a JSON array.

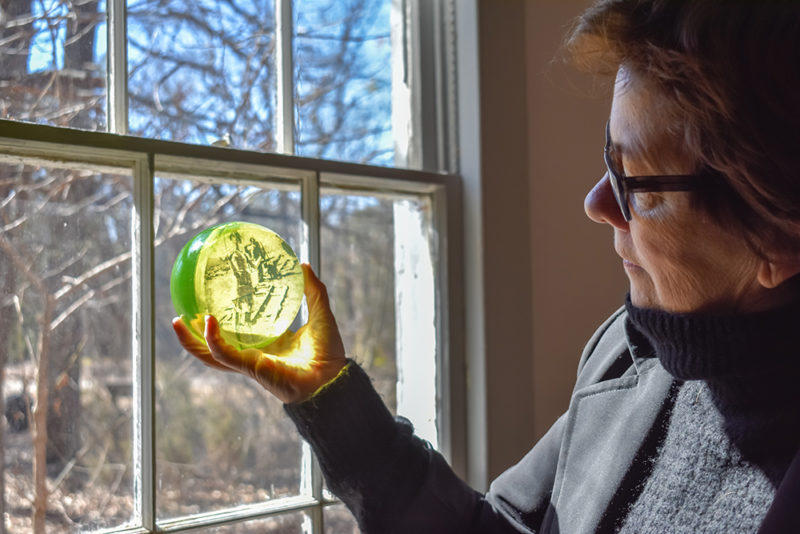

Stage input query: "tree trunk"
[
  {"left": 0, "top": 0, "right": 32, "bottom": 75},
  {"left": 40, "top": 0, "right": 102, "bottom": 477},
  {"left": 0, "top": 161, "right": 25, "bottom": 534},
  {"left": 44, "top": 316, "right": 82, "bottom": 474},
  {"left": 32, "top": 297, "right": 54, "bottom": 534},
  {"left": 0, "top": 192, "right": 11, "bottom": 534},
  {"left": 64, "top": 0, "right": 102, "bottom": 130}
]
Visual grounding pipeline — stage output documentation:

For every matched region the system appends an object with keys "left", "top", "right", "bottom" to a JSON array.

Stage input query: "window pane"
[
  {"left": 320, "top": 186, "right": 438, "bottom": 446},
  {"left": 205, "top": 511, "right": 305, "bottom": 533},
  {"left": 294, "top": 0, "right": 393, "bottom": 166},
  {"left": 126, "top": 0, "right": 277, "bottom": 149},
  {"left": 0, "top": 0, "right": 107, "bottom": 129},
  {"left": 0, "top": 160, "right": 134, "bottom": 531},
  {"left": 324, "top": 503, "right": 360, "bottom": 533},
  {"left": 154, "top": 175, "right": 305, "bottom": 519}
]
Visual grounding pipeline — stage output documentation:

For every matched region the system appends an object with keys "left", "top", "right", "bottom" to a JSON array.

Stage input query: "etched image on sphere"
[{"left": 170, "top": 222, "right": 304, "bottom": 350}]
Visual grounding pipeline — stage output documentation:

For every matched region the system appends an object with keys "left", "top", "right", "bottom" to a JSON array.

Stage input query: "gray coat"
[
  {"left": 396, "top": 307, "right": 670, "bottom": 533},
  {"left": 288, "top": 308, "right": 799, "bottom": 532},
  {"left": 487, "top": 307, "right": 673, "bottom": 532}
]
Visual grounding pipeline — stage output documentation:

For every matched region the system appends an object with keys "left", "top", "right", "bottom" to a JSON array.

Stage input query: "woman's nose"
[{"left": 584, "top": 172, "right": 629, "bottom": 230}]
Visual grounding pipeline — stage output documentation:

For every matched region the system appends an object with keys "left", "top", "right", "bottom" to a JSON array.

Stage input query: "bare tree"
[
  {"left": 294, "top": 0, "right": 392, "bottom": 164},
  {"left": 0, "top": 0, "right": 396, "bottom": 531},
  {"left": 0, "top": 167, "right": 131, "bottom": 533}
]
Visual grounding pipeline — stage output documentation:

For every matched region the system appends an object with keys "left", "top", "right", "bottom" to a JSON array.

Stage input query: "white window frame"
[
  {"left": 0, "top": 0, "right": 467, "bottom": 530},
  {"left": 0, "top": 121, "right": 461, "bottom": 533}
]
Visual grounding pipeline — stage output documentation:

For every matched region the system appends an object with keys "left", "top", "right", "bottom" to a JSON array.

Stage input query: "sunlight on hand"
[{"left": 281, "top": 335, "right": 317, "bottom": 370}]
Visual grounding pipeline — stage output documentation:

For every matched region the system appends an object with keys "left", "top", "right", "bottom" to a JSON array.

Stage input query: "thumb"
[
  {"left": 299, "top": 264, "right": 346, "bottom": 359},
  {"left": 302, "top": 263, "right": 336, "bottom": 324}
]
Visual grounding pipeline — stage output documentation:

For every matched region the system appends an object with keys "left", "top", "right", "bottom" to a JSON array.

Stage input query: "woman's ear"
[{"left": 757, "top": 256, "right": 800, "bottom": 289}]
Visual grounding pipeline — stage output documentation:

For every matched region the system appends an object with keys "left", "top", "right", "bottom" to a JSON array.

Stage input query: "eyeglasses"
[{"left": 603, "top": 120, "right": 719, "bottom": 221}]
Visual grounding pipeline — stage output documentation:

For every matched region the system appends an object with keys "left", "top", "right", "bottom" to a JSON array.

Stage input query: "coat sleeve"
[{"left": 285, "top": 361, "right": 521, "bottom": 533}]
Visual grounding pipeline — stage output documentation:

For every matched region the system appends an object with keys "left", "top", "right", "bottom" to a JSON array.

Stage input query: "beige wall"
[
  {"left": 525, "top": 2, "right": 628, "bottom": 434},
  {"left": 474, "top": 0, "right": 627, "bottom": 484}
]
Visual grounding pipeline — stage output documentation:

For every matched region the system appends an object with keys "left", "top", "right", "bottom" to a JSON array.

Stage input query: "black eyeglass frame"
[{"left": 603, "top": 120, "right": 718, "bottom": 221}]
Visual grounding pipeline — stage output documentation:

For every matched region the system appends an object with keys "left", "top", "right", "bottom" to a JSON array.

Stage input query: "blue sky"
[{"left": 23, "top": 0, "right": 393, "bottom": 166}]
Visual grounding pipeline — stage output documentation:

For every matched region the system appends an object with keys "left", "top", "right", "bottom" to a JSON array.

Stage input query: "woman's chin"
[{"left": 628, "top": 284, "right": 662, "bottom": 311}]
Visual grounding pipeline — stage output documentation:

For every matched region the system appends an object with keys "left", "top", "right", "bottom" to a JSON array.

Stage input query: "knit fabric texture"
[
  {"left": 617, "top": 381, "right": 777, "bottom": 533},
  {"left": 615, "top": 296, "right": 800, "bottom": 533}
]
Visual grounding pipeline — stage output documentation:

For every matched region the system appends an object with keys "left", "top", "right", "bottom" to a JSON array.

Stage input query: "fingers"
[
  {"left": 172, "top": 316, "right": 210, "bottom": 355},
  {"left": 204, "top": 315, "right": 278, "bottom": 378},
  {"left": 171, "top": 317, "right": 230, "bottom": 372},
  {"left": 203, "top": 316, "right": 308, "bottom": 401},
  {"left": 174, "top": 314, "right": 297, "bottom": 395}
]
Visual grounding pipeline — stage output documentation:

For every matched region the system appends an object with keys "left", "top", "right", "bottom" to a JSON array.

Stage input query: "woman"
[{"left": 173, "top": 1, "right": 800, "bottom": 532}]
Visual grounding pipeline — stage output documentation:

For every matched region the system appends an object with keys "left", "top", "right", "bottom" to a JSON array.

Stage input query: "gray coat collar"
[{"left": 542, "top": 310, "right": 676, "bottom": 533}]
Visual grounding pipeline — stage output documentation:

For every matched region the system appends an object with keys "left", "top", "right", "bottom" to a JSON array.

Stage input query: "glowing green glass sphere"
[{"left": 170, "top": 222, "right": 304, "bottom": 350}]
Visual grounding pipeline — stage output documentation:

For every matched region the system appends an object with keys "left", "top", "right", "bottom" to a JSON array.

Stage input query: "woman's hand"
[{"left": 172, "top": 263, "right": 347, "bottom": 404}]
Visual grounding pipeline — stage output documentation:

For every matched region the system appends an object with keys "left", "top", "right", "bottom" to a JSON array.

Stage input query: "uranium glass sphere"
[{"left": 170, "top": 222, "right": 304, "bottom": 350}]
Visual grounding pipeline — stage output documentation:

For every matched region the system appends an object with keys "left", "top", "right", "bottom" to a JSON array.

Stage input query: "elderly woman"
[{"left": 173, "top": 1, "right": 800, "bottom": 532}]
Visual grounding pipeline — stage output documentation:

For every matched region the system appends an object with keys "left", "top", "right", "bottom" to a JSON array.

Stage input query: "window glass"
[
  {"left": 320, "top": 190, "right": 398, "bottom": 410},
  {"left": 1, "top": 0, "right": 414, "bottom": 170},
  {"left": 153, "top": 175, "right": 305, "bottom": 518},
  {"left": 0, "top": 159, "right": 134, "bottom": 531},
  {"left": 0, "top": 0, "right": 452, "bottom": 529},
  {"left": 324, "top": 503, "right": 359, "bottom": 533},
  {"left": 126, "top": 0, "right": 278, "bottom": 149},
  {"left": 320, "top": 186, "right": 438, "bottom": 445},
  {"left": 0, "top": 0, "right": 107, "bottom": 128},
  {"left": 294, "top": 0, "right": 393, "bottom": 165},
  {"left": 204, "top": 512, "right": 305, "bottom": 532}
]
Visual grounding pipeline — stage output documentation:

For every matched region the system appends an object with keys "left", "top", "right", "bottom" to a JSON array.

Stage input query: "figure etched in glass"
[{"left": 171, "top": 222, "right": 304, "bottom": 350}]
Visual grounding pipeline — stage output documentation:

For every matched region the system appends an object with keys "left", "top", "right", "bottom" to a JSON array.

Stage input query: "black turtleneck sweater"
[{"left": 609, "top": 297, "right": 800, "bottom": 533}]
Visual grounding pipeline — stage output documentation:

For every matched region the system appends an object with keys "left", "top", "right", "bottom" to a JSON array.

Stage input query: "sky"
[{"left": 24, "top": 0, "right": 393, "bottom": 166}]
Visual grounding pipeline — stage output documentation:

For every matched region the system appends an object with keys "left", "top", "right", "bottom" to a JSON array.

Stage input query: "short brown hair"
[{"left": 567, "top": 0, "right": 800, "bottom": 259}]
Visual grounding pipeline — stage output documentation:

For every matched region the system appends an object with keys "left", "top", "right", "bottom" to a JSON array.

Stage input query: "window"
[{"left": 0, "top": 0, "right": 461, "bottom": 532}]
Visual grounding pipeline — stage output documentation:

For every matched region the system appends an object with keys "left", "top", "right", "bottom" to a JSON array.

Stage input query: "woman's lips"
[
  {"left": 615, "top": 241, "right": 641, "bottom": 270},
  {"left": 623, "top": 259, "right": 642, "bottom": 270}
]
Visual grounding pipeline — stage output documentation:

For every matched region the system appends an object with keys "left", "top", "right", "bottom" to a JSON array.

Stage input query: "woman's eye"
[{"left": 630, "top": 191, "right": 664, "bottom": 212}]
